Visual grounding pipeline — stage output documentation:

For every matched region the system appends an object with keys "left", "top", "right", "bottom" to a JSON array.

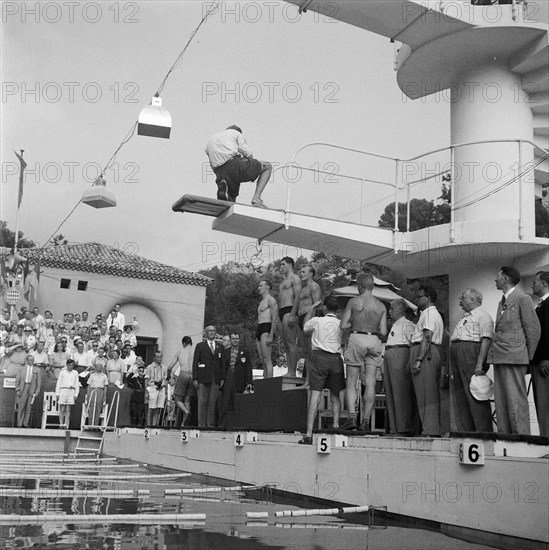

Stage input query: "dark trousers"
[
  {"left": 131, "top": 401, "right": 146, "bottom": 426},
  {"left": 198, "top": 382, "right": 219, "bottom": 427},
  {"left": 218, "top": 367, "right": 236, "bottom": 430},
  {"left": 450, "top": 342, "right": 493, "bottom": 432}
]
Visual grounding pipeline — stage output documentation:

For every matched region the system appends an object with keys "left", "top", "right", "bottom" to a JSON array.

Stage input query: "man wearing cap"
[
  {"left": 450, "top": 288, "right": 494, "bottom": 432},
  {"left": 23, "top": 324, "right": 36, "bottom": 351},
  {"left": 409, "top": 286, "right": 445, "bottom": 437},
  {"left": 384, "top": 299, "right": 416, "bottom": 435},
  {"left": 488, "top": 266, "right": 540, "bottom": 434},
  {"left": 192, "top": 325, "right": 225, "bottom": 427},
  {"left": 340, "top": 271, "right": 387, "bottom": 431},
  {"left": 15, "top": 354, "right": 42, "bottom": 427},
  {"left": 205, "top": 125, "right": 272, "bottom": 208},
  {"left": 531, "top": 271, "right": 549, "bottom": 436}
]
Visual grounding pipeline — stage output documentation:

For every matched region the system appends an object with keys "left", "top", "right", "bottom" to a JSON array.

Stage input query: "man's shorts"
[
  {"left": 214, "top": 156, "right": 262, "bottom": 200},
  {"left": 309, "top": 350, "right": 346, "bottom": 392},
  {"left": 344, "top": 333, "right": 382, "bottom": 371},
  {"left": 174, "top": 372, "right": 195, "bottom": 401},
  {"left": 148, "top": 386, "right": 166, "bottom": 409}
]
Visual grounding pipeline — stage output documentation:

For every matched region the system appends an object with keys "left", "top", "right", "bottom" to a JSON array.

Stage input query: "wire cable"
[{"left": 39, "top": 1, "right": 222, "bottom": 247}]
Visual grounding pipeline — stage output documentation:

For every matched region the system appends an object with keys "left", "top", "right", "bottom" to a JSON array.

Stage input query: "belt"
[
  {"left": 385, "top": 344, "right": 410, "bottom": 349},
  {"left": 451, "top": 339, "right": 479, "bottom": 344},
  {"left": 351, "top": 331, "right": 377, "bottom": 336},
  {"left": 411, "top": 342, "right": 442, "bottom": 347}
]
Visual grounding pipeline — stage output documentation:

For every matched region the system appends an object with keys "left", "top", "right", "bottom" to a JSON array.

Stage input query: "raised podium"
[{"left": 232, "top": 376, "right": 307, "bottom": 432}]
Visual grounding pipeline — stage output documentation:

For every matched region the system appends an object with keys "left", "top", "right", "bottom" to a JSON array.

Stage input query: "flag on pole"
[{"left": 14, "top": 150, "right": 27, "bottom": 208}]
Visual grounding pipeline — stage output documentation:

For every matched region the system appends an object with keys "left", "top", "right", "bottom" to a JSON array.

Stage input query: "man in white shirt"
[
  {"left": 205, "top": 125, "right": 272, "bottom": 208},
  {"left": 71, "top": 340, "right": 90, "bottom": 371},
  {"left": 106, "top": 306, "right": 125, "bottom": 331},
  {"left": 384, "top": 299, "right": 416, "bottom": 435},
  {"left": 298, "top": 296, "right": 345, "bottom": 444},
  {"left": 450, "top": 288, "right": 494, "bottom": 432},
  {"left": 31, "top": 341, "right": 49, "bottom": 370},
  {"left": 273, "top": 354, "right": 288, "bottom": 377},
  {"left": 409, "top": 286, "right": 444, "bottom": 436}
]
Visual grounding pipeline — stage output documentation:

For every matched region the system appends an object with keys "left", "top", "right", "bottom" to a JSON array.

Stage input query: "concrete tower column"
[{"left": 451, "top": 63, "right": 534, "bottom": 237}]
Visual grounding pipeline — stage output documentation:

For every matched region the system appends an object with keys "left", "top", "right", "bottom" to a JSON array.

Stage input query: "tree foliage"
[
  {"left": 0, "top": 220, "right": 35, "bottom": 249},
  {"left": 378, "top": 183, "right": 451, "bottom": 232}
]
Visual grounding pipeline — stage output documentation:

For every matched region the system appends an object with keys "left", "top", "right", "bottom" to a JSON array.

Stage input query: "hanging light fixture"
[
  {"left": 138, "top": 96, "right": 172, "bottom": 139},
  {"left": 81, "top": 176, "right": 117, "bottom": 208}
]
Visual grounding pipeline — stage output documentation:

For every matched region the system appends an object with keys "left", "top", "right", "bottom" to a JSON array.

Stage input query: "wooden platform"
[{"left": 172, "top": 194, "right": 233, "bottom": 217}]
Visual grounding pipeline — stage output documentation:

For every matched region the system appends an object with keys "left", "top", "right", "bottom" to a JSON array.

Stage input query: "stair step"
[{"left": 75, "top": 447, "right": 101, "bottom": 452}]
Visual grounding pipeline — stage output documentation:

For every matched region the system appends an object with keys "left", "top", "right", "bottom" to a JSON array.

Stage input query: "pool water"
[{"left": 0, "top": 457, "right": 496, "bottom": 550}]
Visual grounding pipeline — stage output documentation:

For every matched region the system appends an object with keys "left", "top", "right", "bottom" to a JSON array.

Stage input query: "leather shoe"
[
  {"left": 341, "top": 418, "right": 357, "bottom": 430},
  {"left": 298, "top": 436, "right": 312, "bottom": 445}
]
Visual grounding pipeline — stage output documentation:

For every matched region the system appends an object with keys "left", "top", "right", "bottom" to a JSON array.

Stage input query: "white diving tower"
[{"left": 174, "top": 0, "right": 549, "bottom": 324}]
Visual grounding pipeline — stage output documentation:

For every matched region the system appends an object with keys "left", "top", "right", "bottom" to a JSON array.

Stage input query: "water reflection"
[{"left": 0, "top": 463, "right": 497, "bottom": 550}]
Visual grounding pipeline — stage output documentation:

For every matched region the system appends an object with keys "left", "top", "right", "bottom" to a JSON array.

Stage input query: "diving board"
[{"left": 172, "top": 195, "right": 233, "bottom": 218}]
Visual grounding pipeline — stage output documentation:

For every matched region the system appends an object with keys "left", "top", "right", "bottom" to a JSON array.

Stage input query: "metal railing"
[{"left": 273, "top": 138, "right": 548, "bottom": 244}]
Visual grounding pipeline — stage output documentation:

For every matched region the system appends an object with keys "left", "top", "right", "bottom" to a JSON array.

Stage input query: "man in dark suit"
[
  {"left": 531, "top": 271, "right": 549, "bottom": 436},
  {"left": 218, "top": 333, "right": 253, "bottom": 430},
  {"left": 488, "top": 266, "right": 541, "bottom": 434},
  {"left": 15, "top": 354, "right": 42, "bottom": 427},
  {"left": 192, "top": 325, "right": 225, "bottom": 427}
]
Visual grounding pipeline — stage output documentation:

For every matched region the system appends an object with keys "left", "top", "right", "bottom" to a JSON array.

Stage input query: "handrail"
[
  {"left": 276, "top": 137, "right": 548, "bottom": 238},
  {"left": 104, "top": 390, "right": 119, "bottom": 430}
]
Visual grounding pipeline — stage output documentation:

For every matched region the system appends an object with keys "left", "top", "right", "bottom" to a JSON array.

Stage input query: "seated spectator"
[
  {"left": 122, "top": 324, "right": 137, "bottom": 348},
  {"left": 72, "top": 340, "right": 90, "bottom": 372},
  {"left": 80, "top": 311, "right": 92, "bottom": 330},
  {"left": 121, "top": 344, "right": 136, "bottom": 373},
  {"left": 49, "top": 342, "right": 69, "bottom": 379},
  {"left": 273, "top": 354, "right": 288, "bottom": 377},
  {"left": 31, "top": 341, "right": 49, "bottom": 369}
]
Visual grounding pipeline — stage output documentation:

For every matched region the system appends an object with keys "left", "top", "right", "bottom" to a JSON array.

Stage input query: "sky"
[{"left": 1, "top": 0, "right": 450, "bottom": 273}]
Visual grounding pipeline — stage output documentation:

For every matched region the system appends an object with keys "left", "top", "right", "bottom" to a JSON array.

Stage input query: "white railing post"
[
  {"left": 450, "top": 146, "right": 455, "bottom": 243},
  {"left": 394, "top": 160, "right": 400, "bottom": 233},
  {"left": 518, "top": 140, "right": 524, "bottom": 239}
]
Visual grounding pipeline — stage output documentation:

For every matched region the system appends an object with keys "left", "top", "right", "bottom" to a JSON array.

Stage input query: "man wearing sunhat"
[{"left": 450, "top": 288, "right": 494, "bottom": 432}]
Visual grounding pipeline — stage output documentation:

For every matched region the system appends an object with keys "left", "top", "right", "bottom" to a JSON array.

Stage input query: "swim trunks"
[
  {"left": 256, "top": 323, "right": 272, "bottom": 341},
  {"left": 278, "top": 306, "right": 292, "bottom": 322}
]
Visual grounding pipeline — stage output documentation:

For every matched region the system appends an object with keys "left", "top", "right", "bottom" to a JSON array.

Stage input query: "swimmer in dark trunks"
[
  {"left": 278, "top": 306, "right": 292, "bottom": 323},
  {"left": 278, "top": 257, "right": 302, "bottom": 377},
  {"left": 256, "top": 323, "right": 273, "bottom": 341},
  {"left": 257, "top": 280, "right": 278, "bottom": 378}
]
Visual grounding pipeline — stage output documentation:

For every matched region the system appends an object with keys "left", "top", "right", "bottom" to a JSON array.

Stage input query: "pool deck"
[{"left": 1, "top": 426, "right": 548, "bottom": 547}]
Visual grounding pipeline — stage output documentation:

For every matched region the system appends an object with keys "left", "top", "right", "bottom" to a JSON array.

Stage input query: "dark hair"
[
  {"left": 535, "top": 271, "right": 549, "bottom": 285},
  {"left": 281, "top": 256, "right": 295, "bottom": 267},
  {"left": 500, "top": 266, "right": 520, "bottom": 286},
  {"left": 182, "top": 336, "right": 193, "bottom": 347},
  {"left": 419, "top": 285, "right": 438, "bottom": 303},
  {"left": 306, "top": 264, "right": 316, "bottom": 277},
  {"left": 227, "top": 124, "right": 242, "bottom": 133},
  {"left": 66, "top": 359, "right": 75, "bottom": 366},
  {"left": 260, "top": 280, "right": 272, "bottom": 290},
  {"left": 324, "top": 295, "right": 339, "bottom": 312}
]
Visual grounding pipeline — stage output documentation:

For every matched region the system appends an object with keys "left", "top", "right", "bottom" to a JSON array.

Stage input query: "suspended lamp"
[
  {"left": 81, "top": 176, "right": 117, "bottom": 208},
  {"left": 138, "top": 96, "right": 172, "bottom": 139}
]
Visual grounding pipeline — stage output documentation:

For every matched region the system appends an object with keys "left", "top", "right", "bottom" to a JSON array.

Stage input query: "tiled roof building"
[{"left": 13, "top": 243, "right": 210, "bottom": 287}]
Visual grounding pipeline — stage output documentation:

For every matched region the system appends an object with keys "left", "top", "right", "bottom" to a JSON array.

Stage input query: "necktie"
[
  {"left": 26, "top": 365, "right": 32, "bottom": 384},
  {"left": 501, "top": 296, "right": 506, "bottom": 306},
  {"left": 210, "top": 342, "right": 215, "bottom": 354}
]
